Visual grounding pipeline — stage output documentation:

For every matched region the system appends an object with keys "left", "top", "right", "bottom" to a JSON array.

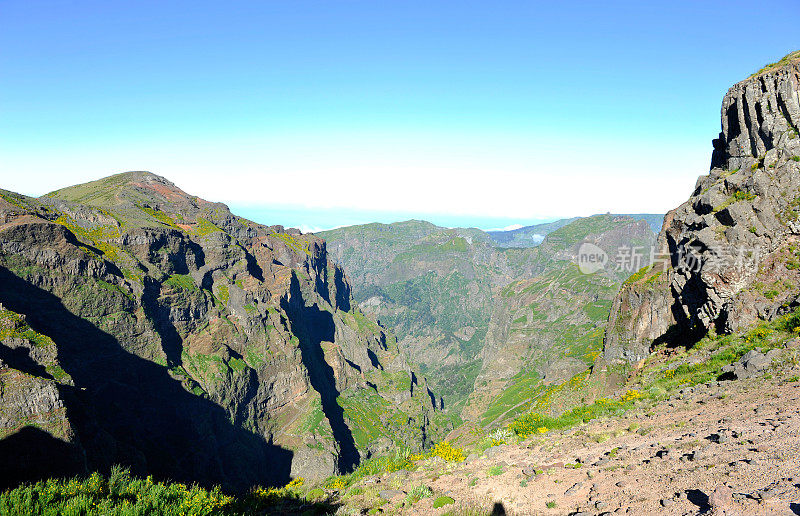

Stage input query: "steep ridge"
[
  {"left": 604, "top": 50, "right": 800, "bottom": 364},
  {"left": 320, "top": 216, "right": 656, "bottom": 415},
  {"left": 0, "top": 172, "right": 442, "bottom": 491}
]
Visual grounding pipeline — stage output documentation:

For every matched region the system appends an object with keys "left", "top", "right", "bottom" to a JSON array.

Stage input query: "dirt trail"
[{"left": 365, "top": 374, "right": 800, "bottom": 515}]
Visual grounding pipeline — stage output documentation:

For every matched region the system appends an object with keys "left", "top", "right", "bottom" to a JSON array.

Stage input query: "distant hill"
[{"left": 487, "top": 213, "right": 663, "bottom": 248}]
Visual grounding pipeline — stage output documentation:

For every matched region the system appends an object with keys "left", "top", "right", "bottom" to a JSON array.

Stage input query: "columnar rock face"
[
  {"left": 0, "top": 172, "right": 440, "bottom": 491},
  {"left": 604, "top": 51, "right": 800, "bottom": 363}
]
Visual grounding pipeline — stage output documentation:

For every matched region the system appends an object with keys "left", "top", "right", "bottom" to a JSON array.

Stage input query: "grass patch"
[
  {"left": 714, "top": 189, "right": 757, "bottom": 213},
  {"left": 433, "top": 495, "right": 455, "bottom": 508},
  {"left": 405, "top": 484, "right": 432, "bottom": 504},
  {"left": 486, "top": 465, "right": 504, "bottom": 476},
  {"left": 164, "top": 274, "right": 198, "bottom": 292}
]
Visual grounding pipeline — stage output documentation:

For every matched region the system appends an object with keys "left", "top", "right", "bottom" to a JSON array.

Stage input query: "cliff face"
[
  {"left": 0, "top": 172, "right": 439, "bottom": 491},
  {"left": 604, "top": 51, "right": 800, "bottom": 363}
]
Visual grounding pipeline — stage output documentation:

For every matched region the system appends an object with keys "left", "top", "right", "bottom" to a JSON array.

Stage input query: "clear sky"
[{"left": 1, "top": 1, "right": 797, "bottom": 231}]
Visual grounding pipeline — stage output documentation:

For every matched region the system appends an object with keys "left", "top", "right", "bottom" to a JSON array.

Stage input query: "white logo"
[{"left": 577, "top": 242, "right": 608, "bottom": 274}]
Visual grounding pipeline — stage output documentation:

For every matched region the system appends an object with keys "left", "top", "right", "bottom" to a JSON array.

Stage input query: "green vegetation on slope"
[
  {"left": 505, "top": 306, "right": 800, "bottom": 439},
  {"left": 0, "top": 467, "right": 331, "bottom": 516}
]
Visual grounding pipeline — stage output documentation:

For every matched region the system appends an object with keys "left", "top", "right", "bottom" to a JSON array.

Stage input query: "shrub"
[
  {"left": 621, "top": 389, "right": 641, "bottom": 402},
  {"left": 433, "top": 495, "right": 456, "bottom": 508},
  {"left": 487, "top": 465, "right": 504, "bottom": 476},
  {"left": 488, "top": 428, "right": 514, "bottom": 446},
  {"left": 306, "top": 488, "right": 325, "bottom": 500},
  {"left": 0, "top": 467, "right": 328, "bottom": 515},
  {"left": 780, "top": 310, "right": 800, "bottom": 334},
  {"left": 431, "top": 441, "right": 465, "bottom": 462}
]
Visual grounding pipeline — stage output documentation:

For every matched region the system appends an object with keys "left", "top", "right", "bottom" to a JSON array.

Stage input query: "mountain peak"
[{"left": 45, "top": 171, "right": 200, "bottom": 212}]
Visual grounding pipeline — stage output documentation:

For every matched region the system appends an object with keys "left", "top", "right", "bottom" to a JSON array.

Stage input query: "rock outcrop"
[
  {"left": 604, "top": 51, "right": 800, "bottom": 363},
  {"left": 0, "top": 172, "right": 441, "bottom": 491}
]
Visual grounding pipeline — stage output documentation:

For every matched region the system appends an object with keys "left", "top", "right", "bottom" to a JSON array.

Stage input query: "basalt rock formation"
[
  {"left": 604, "top": 50, "right": 800, "bottom": 363},
  {"left": 0, "top": 172, "right": 440, "bottom": 491}
]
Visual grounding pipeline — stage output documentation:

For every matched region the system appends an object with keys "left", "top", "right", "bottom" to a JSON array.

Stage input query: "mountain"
[
  {"left": 302, "top": 50, "right": 800, "bottom": 515},
  {"left": 319, "top": 215, "right": 656, "bottom": 414},
  {"left": 4, "top": 50, "right": 800, "bottom": 516},
  {"left": 486, "top": 214, "right": 663, "bottom": 248},
  {"left": 604, "top": 49, "right": 800, "bottom": 364},
  {"left": 319, "top": 220, "right": 528, "bottom": 412},
  {"left": 487, "top": 218, "right": 577, "bottom": 247},
  {"left": 0, "top": 172, "right": 443, "bottom": 491},
  {"left": 463, "top": 215, "right": 656, "bottom": 424}
]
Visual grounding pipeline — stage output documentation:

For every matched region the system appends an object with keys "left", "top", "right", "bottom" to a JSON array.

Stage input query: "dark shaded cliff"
[{"left": 0, "top": 172, "right": 441, "bottom": 491}]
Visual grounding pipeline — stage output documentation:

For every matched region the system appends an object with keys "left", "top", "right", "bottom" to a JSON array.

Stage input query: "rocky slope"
[
  {"left": 337, "top": 355, "right": 800, "bottom": 515},
  {"left": 321, "top": 216, "right": 656, "bottom": 415},
  {"left": 301, "top": 300, "right": 800, "bottom": 515},
  {"left": 0, "top": 172, "right": 442, "bottom": 491},
  {"left": 604, "top": 50, "right": 800, "bottom": 364}
]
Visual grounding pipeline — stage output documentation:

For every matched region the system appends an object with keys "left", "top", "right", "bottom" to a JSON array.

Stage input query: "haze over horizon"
[{"left": 1, "top": 0, "right": 797, "bottom": 231}]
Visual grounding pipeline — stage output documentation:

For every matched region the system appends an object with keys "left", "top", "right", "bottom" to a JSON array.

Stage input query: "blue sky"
[{"left": 1, "top": 1, "right": 797, "bottom": 231}]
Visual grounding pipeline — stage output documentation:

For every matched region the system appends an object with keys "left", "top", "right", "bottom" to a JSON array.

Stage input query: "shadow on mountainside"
[
  {"left": 0, "top": 426, "right": 87, "bottom": 490},
  {"left": 0, "top": 266, "right": 292, "bottom": 493},
  {"left": 141, "top": 277, "right": 184, "bottom": 369},
  {"left": 281, "top": 273, "right": 360, "bottom": 473},
  {"left": 0, "top": 344, "right": 53, "bottom": 381}
]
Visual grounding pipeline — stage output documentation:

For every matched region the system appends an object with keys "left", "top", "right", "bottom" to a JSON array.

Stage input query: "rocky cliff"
[
  {"left": 604, "top": 50, "right": 800, "bottom": 363},
  {"left": 0, "top": 172, "right": 441, "bottom": 491}
]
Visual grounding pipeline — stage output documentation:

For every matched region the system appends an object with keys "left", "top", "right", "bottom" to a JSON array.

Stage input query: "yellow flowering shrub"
[
  {"left": 621, "top": 389, "right": 641, "bottom": 402},
  {"left": 285, "top": 477, "right": 304, "bottom": 489},
  {"left": 324, "top": 477, "right": 347, "bottom": 490},
  {"left": 431, "top": 441, "right": 465, "bottom": 462}
]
